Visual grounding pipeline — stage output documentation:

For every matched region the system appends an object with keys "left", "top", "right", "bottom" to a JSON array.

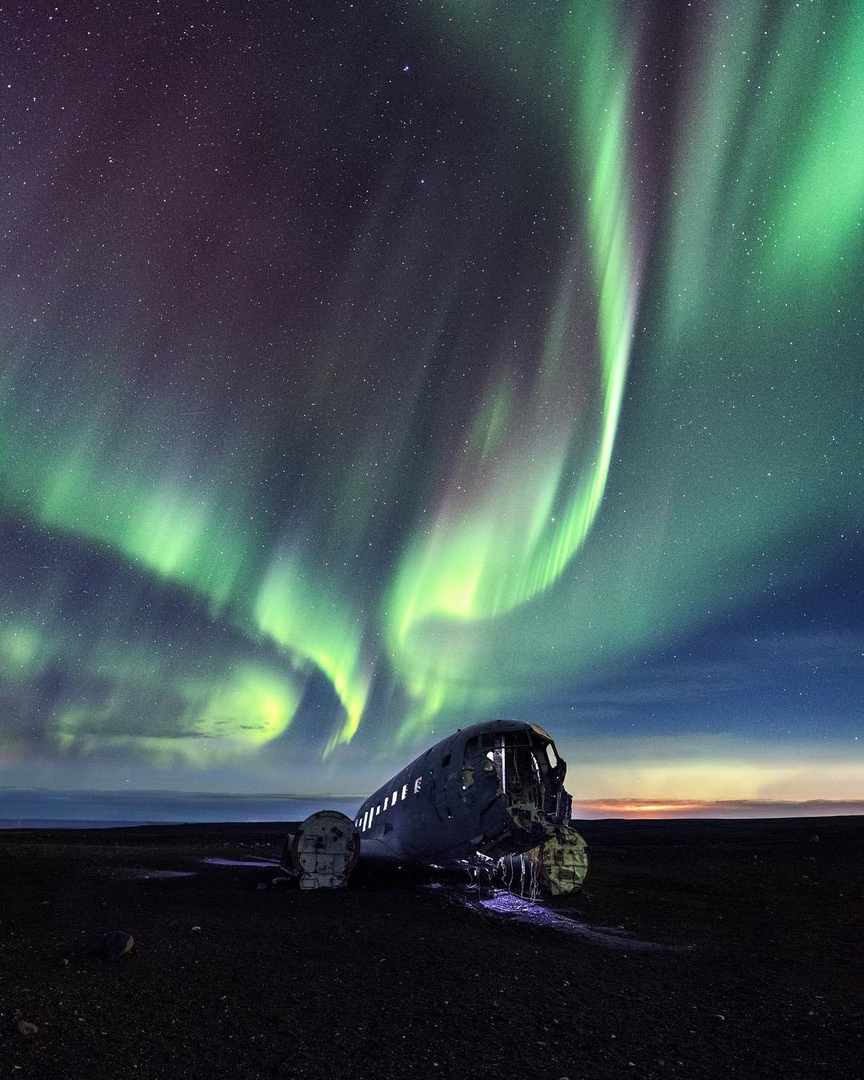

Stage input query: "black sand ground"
[{"left": 1, "top": 816, "right": 862, "bottom": 1079}]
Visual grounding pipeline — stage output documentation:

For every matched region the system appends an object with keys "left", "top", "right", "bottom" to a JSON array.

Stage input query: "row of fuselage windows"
[{"left": 355, "top": 776, "right": 423, "bottom": 833}]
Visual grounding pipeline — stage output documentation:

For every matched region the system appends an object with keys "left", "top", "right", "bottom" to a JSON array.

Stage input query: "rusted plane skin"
[
  {"left": 290, "top": 809, "right": 360, "bottom": 890},
  {"left": 352, "top": 719, "right": 588, "bottom": 891}
]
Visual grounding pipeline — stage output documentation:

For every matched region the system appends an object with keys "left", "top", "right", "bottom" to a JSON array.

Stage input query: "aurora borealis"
[{"left": 1, "top": 0, "right": 862, "bottom": 805}]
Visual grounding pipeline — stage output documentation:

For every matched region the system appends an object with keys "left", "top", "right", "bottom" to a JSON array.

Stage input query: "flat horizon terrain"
[
  {"left": 1, "top": 816, "right": 861, "bottom": 1079},
  {"left": 3, "top": 788, "right": 864, "bottom": 829}
]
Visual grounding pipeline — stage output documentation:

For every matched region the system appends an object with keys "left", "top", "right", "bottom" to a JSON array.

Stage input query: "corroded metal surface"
[{"left": 291, "top": 810, "right": 360, "bottom": 890}]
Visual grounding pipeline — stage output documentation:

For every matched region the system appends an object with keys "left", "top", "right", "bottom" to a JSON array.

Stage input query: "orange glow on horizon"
[
  {"left": 586, "top": 800, "right": 709, "bottom": 816},
  {"left": 572, "top": 797, "right": 864, "bottom": 819}
]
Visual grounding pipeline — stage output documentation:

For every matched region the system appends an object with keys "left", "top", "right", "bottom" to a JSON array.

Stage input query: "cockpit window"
[{"left": 469, "top": 741, "right": 542, "bottom": 806}]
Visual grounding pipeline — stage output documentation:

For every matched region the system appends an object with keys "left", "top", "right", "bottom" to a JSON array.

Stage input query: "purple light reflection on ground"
[
  {"left": 98, "top": 867, "right": 198, "bottom": 880},
  {"left": 477, "top": 890, "right": 676, "bottom": 951},
  {"left": 199, "top": 856, "right": 281, "bottom": 869}
]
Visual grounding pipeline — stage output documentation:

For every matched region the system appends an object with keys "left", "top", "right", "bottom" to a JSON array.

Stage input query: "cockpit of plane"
[{"left": 460, "top": 723, "right": 571, "bottom": 828}]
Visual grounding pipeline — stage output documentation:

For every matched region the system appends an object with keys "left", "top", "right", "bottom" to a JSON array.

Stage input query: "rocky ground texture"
[{"left": 1, "top": 816, "right": 862, "bottom": 1079}]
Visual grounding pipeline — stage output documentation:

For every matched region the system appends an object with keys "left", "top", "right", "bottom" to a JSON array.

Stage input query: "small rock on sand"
[{"left": 102, "top": 930, "right": 134, "bottom": 958}]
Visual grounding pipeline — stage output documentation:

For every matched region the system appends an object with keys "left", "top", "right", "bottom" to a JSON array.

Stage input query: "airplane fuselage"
[{"left": 354, "top": 719, "right": 573, "bottom": 865}]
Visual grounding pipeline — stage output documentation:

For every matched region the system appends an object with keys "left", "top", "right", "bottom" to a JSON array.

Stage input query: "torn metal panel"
[{"left": 531, "top": 824, "right": 589, "bottom": 895}]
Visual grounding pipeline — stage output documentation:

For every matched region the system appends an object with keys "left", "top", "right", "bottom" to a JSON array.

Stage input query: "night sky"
[{"left": 1, "top": 0, "right": 862, "bottom": 806}]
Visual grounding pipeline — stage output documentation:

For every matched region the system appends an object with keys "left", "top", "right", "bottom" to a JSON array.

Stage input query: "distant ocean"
[
  {"left": 0, "top": 789, "right": 363, "bottom": 829},
  {"left": 0, "top": 789, "right": 862, "bottom": 828}
]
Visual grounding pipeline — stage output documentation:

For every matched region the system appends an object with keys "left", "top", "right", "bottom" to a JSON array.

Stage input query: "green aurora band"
[
  {"left": 0, "top": 1, "right": 861, "bottom": 767},
  {"left": 385, "top": 1, "right": 642, "bottom": 739}
]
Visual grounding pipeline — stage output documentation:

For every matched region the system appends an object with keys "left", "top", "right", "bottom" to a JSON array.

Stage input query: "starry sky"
[{"left": 1, "top": 0, "right": 862, "bottom": 806}]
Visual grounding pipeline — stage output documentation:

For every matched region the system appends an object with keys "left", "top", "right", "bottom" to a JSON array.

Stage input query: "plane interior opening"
[{"left": 461, "top": 728, "right": 568, "bottom": 824}]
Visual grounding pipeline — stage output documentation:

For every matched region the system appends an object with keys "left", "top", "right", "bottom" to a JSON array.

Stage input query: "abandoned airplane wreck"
[{"left": 285, "top": 719, "right": 589, "bottom": 894}]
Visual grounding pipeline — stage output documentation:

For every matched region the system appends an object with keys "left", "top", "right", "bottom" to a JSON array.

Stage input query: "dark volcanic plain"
[{"left": 1, "top": 817, "right": 861, "bottom": 1079}]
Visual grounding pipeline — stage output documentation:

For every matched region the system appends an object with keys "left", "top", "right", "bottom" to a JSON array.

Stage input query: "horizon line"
[{"left": 1, "top": 789, "right": 863, "bottom": 821}]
